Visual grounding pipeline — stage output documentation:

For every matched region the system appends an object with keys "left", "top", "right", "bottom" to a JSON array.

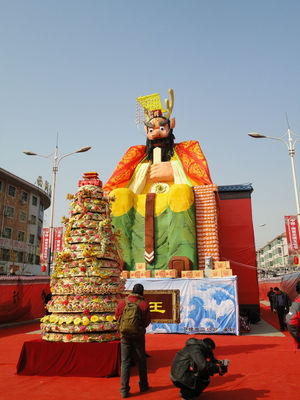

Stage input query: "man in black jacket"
[
  {"left": 273, "top": 287, "right": 291, "bottom": 331},
  {"left": 170, "top": 338, "right": 228, "bottom": 400}
]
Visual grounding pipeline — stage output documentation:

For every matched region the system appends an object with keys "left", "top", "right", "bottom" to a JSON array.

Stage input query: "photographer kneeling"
[{"left": 170, "top": 338, "right": 229, "bottom": 400}]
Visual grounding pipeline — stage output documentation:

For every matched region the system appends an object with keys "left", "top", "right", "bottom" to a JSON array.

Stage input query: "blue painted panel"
[{"left": 125, "top": 277, "right": 239, "bottom": 335}]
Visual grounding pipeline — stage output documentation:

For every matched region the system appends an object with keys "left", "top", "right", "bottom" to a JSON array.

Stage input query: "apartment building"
[
  {"left": 0, "top": 168, "right": 51, "bottom": 275},
  {"left": 256, "top": 233, "right": 290, "bottom": 278}
]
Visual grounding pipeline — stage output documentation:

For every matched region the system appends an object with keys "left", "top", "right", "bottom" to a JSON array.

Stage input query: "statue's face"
[{"left": 145, "top": 117, "right": 170, "bottom": 141}]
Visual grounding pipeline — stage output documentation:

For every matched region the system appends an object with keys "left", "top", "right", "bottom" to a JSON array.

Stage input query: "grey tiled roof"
[{"left": 217, "top": 183, "right": 253, "bottom": 192}]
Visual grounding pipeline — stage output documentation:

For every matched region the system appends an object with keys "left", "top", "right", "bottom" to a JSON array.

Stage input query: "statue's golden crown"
[{"left": 136, "top": 88, "right": 174, "bottom": 125}]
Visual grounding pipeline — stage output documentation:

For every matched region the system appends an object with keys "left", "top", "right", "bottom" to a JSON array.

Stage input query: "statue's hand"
[{"left": 147, "top": 162, "right": 174, "bottom": 183}]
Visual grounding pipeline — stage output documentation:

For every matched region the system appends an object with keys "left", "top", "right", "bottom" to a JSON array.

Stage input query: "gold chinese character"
[{"left": 149, "top": 301, "right": 166, "bottom": 314}]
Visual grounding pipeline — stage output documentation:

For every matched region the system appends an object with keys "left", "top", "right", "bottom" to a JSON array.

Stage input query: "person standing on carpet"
[
  {"left": 267, "top": 287, "right": 275, "bottom": 312},
  {"left": 115, "top": 283, "right": 151, "bottom": 398},
  {"left": 273, "top": 287, "right": 291, "bottom": 331},
  {"left": 170, "top": 338, "right": 229, "bottom": 400},
  {"left": 286, "top": 280, "right": 300, "bottom": 351}
]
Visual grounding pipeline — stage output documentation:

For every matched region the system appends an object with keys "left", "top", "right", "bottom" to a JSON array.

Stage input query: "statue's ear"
[
  {"left": 170, "top": 118, "right": 176, "bottom": 129},
  {"left": 144, "top": 123, "right": 148, "bottom": 134}
]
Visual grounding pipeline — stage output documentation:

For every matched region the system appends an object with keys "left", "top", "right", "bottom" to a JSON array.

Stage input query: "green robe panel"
[{"left": 111, "top": 203, "right": 197, "bottom": 271}]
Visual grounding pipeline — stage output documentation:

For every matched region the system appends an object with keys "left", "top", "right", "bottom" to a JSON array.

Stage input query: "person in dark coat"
[
  {"left": 170, "top": 338, "right": 228, "bottom": 400},
  {"left": 115, "top": 283, "right": 151, "bottom": 398},
  {"left": 273, "top": 287, "right": 291, "bottom": 331},
  {"left": 42, "top": 290, "right": 52, "bottom": 315},
  {"left": 286, "top": 281, "right": 300, "bottom": 351},
  {"left": 267, "top": 287, "right": 275, "bottom": 312}
]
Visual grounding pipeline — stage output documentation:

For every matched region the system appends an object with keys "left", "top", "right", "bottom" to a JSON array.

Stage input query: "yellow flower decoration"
[
  {"left": 58, "top": 318, "right": 64, "bottom": 325},
  {"left": 50, "top": 315, "right": 57, "bottom": 323},
  {"left": 66, "top": 317, "right": 73, "bottom": 324},
  {"left": 91, "top": 315, "right": 99, "bottom": 323},
  {"left": 93, "top": 298, "right": 99, "bottom": 303},
  {"left": 106, "top": 315, "right": 114, "bottom": 322},
  {"left": 82, "top": 317, "right": 90, "bottom": 326},
  {"left": 74, "top": 317, "right": 81, "bottom": 325}
]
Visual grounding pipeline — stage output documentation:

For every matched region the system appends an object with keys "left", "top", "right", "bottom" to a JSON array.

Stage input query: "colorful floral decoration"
[{"left": 40, "top": 172, "right": 125, "bottom": 343}]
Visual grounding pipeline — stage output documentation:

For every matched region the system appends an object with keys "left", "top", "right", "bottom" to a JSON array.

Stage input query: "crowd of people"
[{"left": 267, "top": 282, "right": 300, "bottom": 349}]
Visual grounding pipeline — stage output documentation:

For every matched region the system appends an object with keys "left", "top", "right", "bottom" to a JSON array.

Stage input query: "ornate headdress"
[{"left": 136, "top": 88, "right": 174, "bottom": 125}]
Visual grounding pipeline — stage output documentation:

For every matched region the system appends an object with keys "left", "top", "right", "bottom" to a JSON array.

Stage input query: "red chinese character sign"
[
  {"left": 53, "top": 227, "right": 63, "bottom": 261},
  {"left": 285, "top": 216, "right": 300, "bottom": 256},
  {"left": 40, "top": 228, "right": 50, "bottom": 262},
  {"left": 40, "top": 227, "right": 64, "bottom": 263}
]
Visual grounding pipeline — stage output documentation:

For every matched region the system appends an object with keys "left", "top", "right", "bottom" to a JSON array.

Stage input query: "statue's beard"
[{"left": 146, "top": 132, "right": 175, "bottom": 162}]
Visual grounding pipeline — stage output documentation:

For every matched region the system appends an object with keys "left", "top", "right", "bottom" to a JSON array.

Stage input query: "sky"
[{"left": 1, "top": 0, "right": 300, "bottom": 250}]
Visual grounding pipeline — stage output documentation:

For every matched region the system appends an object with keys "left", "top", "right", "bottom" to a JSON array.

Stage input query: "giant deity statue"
[{"left": 103, "top": 89, "right": 212, "bottom": 271}]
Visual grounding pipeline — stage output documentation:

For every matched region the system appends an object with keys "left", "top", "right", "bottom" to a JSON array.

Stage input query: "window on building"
[
  {"left": 17, "top": 231, "right": 25, "bottom": 242},
  {"left": 2, "top": 249, "right": 10, "bottom": 261},
  {"left": 2, "top": 227, "right": 12, "bottom": 239},
  {"left": 8, "top": 185, "right": 16, "bottom": 197},
  {"left": 35, "top": 255, "right": 40, "bottom": 265},
  {"left": 17, "top": 252, "right": 24, "bottom": 263},
  {"left": 32, "top": 196, "right": 38, "bottom": 206},
  {"left": 27, "top": 253, "right": 34, "bottom": 264},
  {"left": 37, "top": 225, "right": 42, "bottom": 239},
  {"left": 21, "top": 191, "right": 28, "bottom": 203},
  {"left": 30, "top": 215, "right": 37, "bottom": 224},
  {"left": 29, "top": 234, "right": 35, "bottom": 244},
  {"left": 38, "top": 203, "right": 44, "bottom": 221},
  {"left": 5, "top": 206, "right": 14, "bottom": 218},
  {"left": 19, "top": 211, "right": 27, "bottom": 222}
]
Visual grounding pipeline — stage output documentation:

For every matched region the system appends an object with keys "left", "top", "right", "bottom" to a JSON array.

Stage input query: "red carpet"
[{"left": 0, "top": 308, "right": 299, "bottom": 400}]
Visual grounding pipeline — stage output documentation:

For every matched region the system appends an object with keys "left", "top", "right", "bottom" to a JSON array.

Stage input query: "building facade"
[
  {"left": 256, "top": 233, "right": 291, "bottom": 278},
  {"left": 0, "top": 168, "right": 51, "bottom": 275}
]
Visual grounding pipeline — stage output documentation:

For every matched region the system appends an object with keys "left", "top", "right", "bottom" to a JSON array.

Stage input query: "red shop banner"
[
  {"left": 40, "top": 228, "right": 50, "bottom": 262},
  {"left": 284, "top": 215, "right": 300, "bottom": 256},
  {"left": 53, "top": 227, "right": 63, "bottom": 261}
]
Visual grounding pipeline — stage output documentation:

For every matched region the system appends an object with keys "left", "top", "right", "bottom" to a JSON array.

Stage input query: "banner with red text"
[
  {"left": 40, "top": 228, "right": 50, "bottom": 262},
  {"left": 285, "top": 215, "right": 300, "bottom": 256},
  {"left": 53, "top": 227, "right": 63, "bottom": 261}
]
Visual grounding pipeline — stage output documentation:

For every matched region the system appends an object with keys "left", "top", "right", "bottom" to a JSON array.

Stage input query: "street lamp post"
[
  {"left": 248, "top": 128, "right": 300, "bottom": 230},
  {"left": 23, "top": 145, "right": 91, "bottom": 275}
]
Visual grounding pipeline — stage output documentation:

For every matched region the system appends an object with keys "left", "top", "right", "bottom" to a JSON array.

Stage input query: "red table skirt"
[{"left": 16, "top": 339, "right": 121, "bottom": 377}]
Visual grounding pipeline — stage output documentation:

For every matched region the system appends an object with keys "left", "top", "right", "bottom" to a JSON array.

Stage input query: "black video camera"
[{"left": 216, "top": 359, "right": 230, "bottom": 375}]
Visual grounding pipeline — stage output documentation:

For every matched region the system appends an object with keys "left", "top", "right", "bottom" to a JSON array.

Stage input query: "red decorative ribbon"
[{"left": 145, "top": 193, "right": 156, "bottom": 264}]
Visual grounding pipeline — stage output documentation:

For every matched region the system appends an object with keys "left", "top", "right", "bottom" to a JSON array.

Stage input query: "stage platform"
[{"left": 16, "top": 338, "right": 120, "bottom": 377}]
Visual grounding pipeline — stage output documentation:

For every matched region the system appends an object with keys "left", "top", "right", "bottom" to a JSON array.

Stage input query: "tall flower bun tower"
[{"left": 41, "top": 172, "right": 124, "bottom": 342}]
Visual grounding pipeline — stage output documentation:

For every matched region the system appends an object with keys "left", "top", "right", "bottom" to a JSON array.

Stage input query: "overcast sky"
[{"left": 1, "top": 0, "right": 300, "bottom": 249}]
